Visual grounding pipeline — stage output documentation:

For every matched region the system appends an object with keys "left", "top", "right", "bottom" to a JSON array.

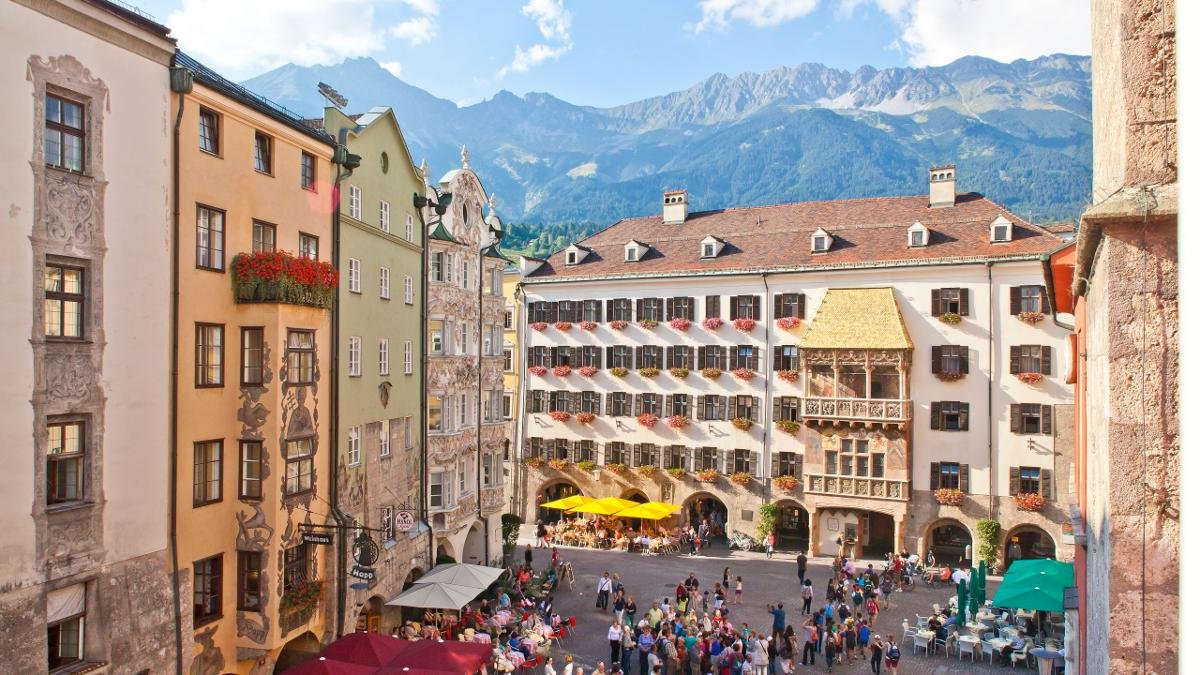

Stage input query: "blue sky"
[{"left": 134, "top": 0, "right": 1090, "bottom": 108}]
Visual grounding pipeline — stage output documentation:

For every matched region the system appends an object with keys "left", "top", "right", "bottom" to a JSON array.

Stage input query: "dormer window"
[
  {"left": 991, "top": 216, "right": 1012, "bottom": 243},
  {"left": 699, "top": 235, "right": 724, "bottom": 259},
  {"left": 811, "top": 228, "right": 831, "bottom": 253},
  {"left": 908, "top": 221, "right": 928, "bottom": 247},
  {"left": 566, "top": 250, "right": 577, "bottom": 265},
  {"left": 702, "top": 243, "right": 715, "bottom": 258},
  {"left": 626, "top": 247, "right": 637, "bottom": 262},
  {"left": 624, "top": 239, "right": 648, "bottom": 262}
]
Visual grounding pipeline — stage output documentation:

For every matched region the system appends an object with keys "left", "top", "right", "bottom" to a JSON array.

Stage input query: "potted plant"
[
  {"left": 773, "top": 475, "right": 799, "bottom": 490},
  {"left": 548, "top": 458, "right": 571, "bottom": 471},
  {"left": 576, "top": 460, "right": 596, "bottom": 471},
  {"left": 701, "top": 367, "right": 722, "bottom": 380},
  {"left": 281, "top": 578, "right": 324, "bottom": 614},
  {"left": 776, "top": 316, "right": 802, "bottom": 330},
  {"left": 667, "top": 415, "right": 689, "bottom": 429},
  {"left": 605, "top": 462, "right": 628, "bottom": 475},
  {"left": 549, "top": 410, "right": 572, "bottom": 422},
  {"left": 775, "top": 419, "right": 801, "bottom": 434},
  {"left": 733, "top": 318, "right": 757, "bottom": 333},
  {"left": 731, "top": 417, "right": 753, "bottom": 431},
  {"left": 636, "top": 464, "right": 658, "bottom": 478},
  {"left": 730, "top": 472, "right": 753, "bottom": 487},
  {"left": 231, "top": 251, "right": 338, "bottom": 310},
  {"left": 554, "top": 321, "right": 572, "bottom": 331},
  {"left": 939, "top": 312, "right": 962, "bottom": 325},
  {"left": 578, "top": 365, "right": 599, "bottom": 378},
  {"left": 1015, "top": 492, "right": 1047, "bottom": 511},
  {"left": 669, "top": 317, "right": 691, "bottom": 331},
  {"left": 610, "top": 366, "right": 629, "bottom": 378},
  {"left": 733, "top": 367, "right": 755, "bottom": 381},
  {"left": 1017, "top": 371, "right": 1045, "bottom": 384},
  {"left": 667, "top": 467, "right": 687, "bottom": 479},
  {"left": 696, "top": 468, "right": 719, "bottom": 483},
  {"left": 552, "top": 365, "right": 572, "bottom": 377},
  {"left": 934, "top": 488, "right": 966, "bottom": 505},
  {"left": 524, "top": 457, "right": 545, "bottom": 468},
  {"left": 609, "top": 319, "right": 629, "bottom": 330},
  {"left": 637, "top": 412, "right": 659, "bottom": 428},
  {"left": 527, "top": 365, "right": 548, "bottom": 377},
  {"left": 575, "top": 412, "right": 596, "bottom": 424},
  {"left": 530, "top": 321, "right": 548, "bottom": 332},
  {"left": 702, "top": 317, "right": 724, "bottom": 331},
  {"left": 638, "top": 367, "right": 661, "bottom": 378},
  {"left": 670, "top": 367, "right": 690, "bottom": 379},
  {"left": 579, "top": 320, "right": 598, "bottom": 331},
  {"left": 776, "top": 369, "right": 800, "bottom": 383},
  {"left": 638, "top": 319, "right": 660, "bottom": 329},
  {"left": 1017, "top": 311, "right": 1045, "bottom": 324},
  {"left": 936, "top": 371, "right": 965, "bottom": 382}
]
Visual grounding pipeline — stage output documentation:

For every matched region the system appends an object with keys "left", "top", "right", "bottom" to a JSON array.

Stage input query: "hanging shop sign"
[
  {"left": 352, "top": 531, "right": 380, "bottom": 566},
  {"left": 394, "top": 510, "right": 416, "bottom": 533},
  {"left": 350, "top": 565, "right": 376, "bottom": 581},
  {"left": 302, "top": 531, "right": 333, "bottom": 546}
]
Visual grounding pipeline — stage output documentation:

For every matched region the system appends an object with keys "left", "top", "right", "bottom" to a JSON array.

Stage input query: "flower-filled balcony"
[{"left": 232, "top": 251, "right": 338, "bottom": 310}]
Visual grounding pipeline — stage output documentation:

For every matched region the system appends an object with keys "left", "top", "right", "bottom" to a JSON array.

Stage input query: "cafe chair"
[
  {"left": 901, "top": 620, "right": 916, "bottom": 646},
  {"left": 1011, "top": 642, "right": 1032, "bottom": 669},
  {"left": 913, "top": 631, "right": 932, "bottom": 656}
]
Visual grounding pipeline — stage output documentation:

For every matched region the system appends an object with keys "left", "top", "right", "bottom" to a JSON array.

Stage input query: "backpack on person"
[{"left": 886, "top": 642, "right": 901, "bottom": 661}]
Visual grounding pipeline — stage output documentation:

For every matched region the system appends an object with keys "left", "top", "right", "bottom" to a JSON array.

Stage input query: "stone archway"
[
  {"left": 355, "top": 595, "right": 385, "bottom": 634},
  {"left": 773, "top": 499, "right": 810, "bottom": 552},
  {"left": 535, "top": 478, "right": 583, "bottom": 523},
  {"left": 272, "top": 631, "right": 320, "bottom": 673},
  {"left": 811, "top": 506, "right": 896, "bottom": 559},
  {"left": 463, "top": 520, "right": 487, "bottom": 565},
  {"left": 1003, "top": 524, "right": 1057, "bottom": 568},
  {"left": 681, "top": 491, "right": 730, "bottom": 540},
  {"left": 435, "top": 540, "right": 456, "bottom": 564},
  {"left": 619, "top": 488, "right": 649, "bottom": 503},
  {"left": 925, "top": 518, "right": 974, "bottom": 566}
]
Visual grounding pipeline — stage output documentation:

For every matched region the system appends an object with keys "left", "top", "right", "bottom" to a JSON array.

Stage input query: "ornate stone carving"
[
  {"left": 44, "top": 353, "right": 94, "bottom": 401},
  {"left": 43, "top": 173, "right": 98, "bottom": 247},
  {"left": 235, "top": 503, "right": 274, "bottom": 552}
]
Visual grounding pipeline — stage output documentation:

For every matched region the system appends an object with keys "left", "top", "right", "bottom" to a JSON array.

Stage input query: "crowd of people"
[{"left": 535, "top": 515, "right": 726, "bottom": 555}]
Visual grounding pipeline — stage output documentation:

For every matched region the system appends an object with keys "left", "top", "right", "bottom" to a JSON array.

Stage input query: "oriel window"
[
  {"left": 44, "top": 263, "right": 85, "bottom": 338},
  {"left": 47, "top": 419, "right": 85, "bottom": 503},
  {"left": 252, "top": 221, "right": 276, "bottom": 253},
  {"left": 286, "top": 330, "right": 315, "bottom": 384}
]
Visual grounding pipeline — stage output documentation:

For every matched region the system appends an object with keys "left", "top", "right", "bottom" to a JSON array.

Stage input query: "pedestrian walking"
[
  {"left": 621, "top": 625, "right": 636, "bottom": 675},
  {"left": 735, "top": 577, "right": 743, "bottom": 604},
  {"left": 879, "top": 577, "right": 893, "bottom": 610},
  {"left": 883, "top": 634, "right": 900, "bottom": 674},
  {"left": 767, "top": 603, "right": 786, "bottom": 644},
  {"left": 865, "top": 597, "right": 879, "bottom": 627},
  {"left": 801, "top": 579, "right": 813, "bottom": 614},
  {"left": 822, "top": 630, "right": 838, "bottom": 672},
  {"left": 609, "top": 617, "right": 624, "bottom": 667},
  {"left": 796, "top": 553, "right": 807, "bottom": 588},
  {"left": 525, "top": 543, "right": 534, "bottom": 567},
  {"left": 868, "top": 635, "right": 884, "bottom": 675},
  {"left": 723, "top": 567, "right": 731, "bottom": 591},
  {"left": 536, "top": 521, "right": 548, "bottom": 548},
  {"left": 598, "top": 572, "right": 613, "bottom": 610}
]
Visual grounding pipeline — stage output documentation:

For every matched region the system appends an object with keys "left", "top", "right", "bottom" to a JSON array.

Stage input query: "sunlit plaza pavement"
[{"left": 514, "top": 527, "right": 1012, "bottom": 674}]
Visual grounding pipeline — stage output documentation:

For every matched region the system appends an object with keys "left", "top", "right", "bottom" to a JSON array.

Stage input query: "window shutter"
[
  {"left": 773, "top": 397, "right": 782, "bottom": 422},
  {"left": 1010, "top": 404, "right": 1021, "bottom": 433},
  {"left": 1041, "top": 346, "right": 1052, "bottom": 376},
  {"left": 931, "top": 288, "right": 941, "bottom": 315},
  {"left": 527, "top": 347, "right": 535, "bottom": 365},
  {"left": 548, "top": 301, "right": 560, "bottom": 323},
  {"left": 751, "top": 397, "right": 760, "bottom": 423},
  {"left": 1039, "top": 468, "right": 1053, "bottom": 499},
  {"left": 749, "top": 451, "right": 759, "bottom": 477},
  {"left": 655, "top": 298, "right": 665, "bottom": 319},
  {"left": 722, "top": 396, "right": 732, "bottom": 420},
  {"left": 930, "top": 402, "right": 942, "bottom": 430},
  {"left": 706, "top": 295, "right": 720, "bottom": 319},
  {"left": 728, "top": 295, "right": 736, "bottom": 319},
  {"left": 572, "top": 346, "right": 581, "bottom": 366},
  {"left": 720, "top": 348, "right": 728, "bottom": 371},
  {"left": 960, "top": 464, "right": 970, "bottom": 493},
  {"left": 931, "top": 345, "right": 942, "bottom": 374},
  {"left": 636, "top": 298, "right": 645, "bottom": 319},
  {"left": 1039, "top": 286, "right": 1050, "bottom": 313},
  {"left": 1041, "top": 405, "right": 1053, "bottom": 434},
  {"left": 606, "top": 346, "right": 614, "bottom": 368},
  {"left": 526, "top": 390, "right": 534, "bottom": 413},
  {"left": 798, "top": 294, "right": 806, "bottom": 319},
  {"left": 605, "top": 392, "right": 613, "bottom": 416},
  {"left": 724, "top": 450, "right": 735, "bottom": 474},
  {"left": 694, "top": 395, "right": 703, "bottom": 420},
  {"left": 930, "top": 463, "right": 940, "bottom": 491},
  {"left": 959, "top": 347, "right": 969, "bottom": 374},
  {"left": 751, "top": 347, "right": 761, "bottom": 372},
  {"left": 1009, "top": 286, "right": 1021, "bottom": 315},
  {"left": 774, "top": 294, "right": 783, "bottom": 319},
  {"left": 960, "top": 402, "right": 970, "bottom": 430},
  {"left": 687, "top": 346, "right": 695, "bottom": 368},
  {"left": 773, "top": 346, "right": 783, "bottom": 371},
  {"left": 605, "top": 299, "right": 613, "bottom": 321},
  {"left": 772, "top": 453, "right": 780, "bottom": 478},
  {"left": 573, "top": 392, "right": 583, "bottom": 413},
  {"left": 727, "top": 346, "right": 737, "bottom": 369},
  {"left": 635, "top": 346, "right": 643, "bottom": 368},
  {"left": 959, "top": 288, "right": 969, "bottom": 317},
  {"left": 1009, "top": 467, "right": 1020, "bottom": 496},
  {"left": 752, "top": 295, "right": 761, "bottom": 320},
  {"left": 1010, "top": 346, "right": 1021, "bottom": 374},
  {"left": 685, "top": 297, "right": 695, "bottom": 321},
  {"left": 693, "top": 447, "right": 703, "bottom": 469}
]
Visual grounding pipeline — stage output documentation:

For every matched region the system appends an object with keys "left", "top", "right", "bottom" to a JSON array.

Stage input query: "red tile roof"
[{"left": 526, "top": 193, "right": 1064, "bottom": 281}]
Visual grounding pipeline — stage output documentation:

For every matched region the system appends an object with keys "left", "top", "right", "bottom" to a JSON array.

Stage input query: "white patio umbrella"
[
  {"left": 385, "top": 581, "right": 482, "bottom": 610},
  {"left": 415, "top": 563, "right": 505, "bottom": 589}
]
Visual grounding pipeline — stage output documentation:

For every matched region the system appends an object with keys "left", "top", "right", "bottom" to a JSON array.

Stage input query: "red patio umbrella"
[
  {"left": 321, "top": 632, "right": 410, "bottom": 666},
  {"left": 381, "top": 640, "right": 493, "bottom": 674},
  {"left": 282, "top": 657, "right": 379, "bottom": 675}
]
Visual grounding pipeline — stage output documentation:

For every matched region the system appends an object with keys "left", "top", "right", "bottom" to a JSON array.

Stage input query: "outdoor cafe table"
[
  {"left": 965, "top": 622, "right": 988, "bottom": 636},
  {"left": 957, "top": 634, "right": 981, "bottom": 660},
  {"left": 914, "top": 630, "right": 936, "bottom": 655},
  {"left": 988, "top": 637, "right": 1012, "bottom": 657}
]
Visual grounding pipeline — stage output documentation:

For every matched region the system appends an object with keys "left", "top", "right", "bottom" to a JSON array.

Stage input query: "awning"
[
  {"left": 991, "top": 560, "right": 1074, "bottom": 612},
  {"left": 541, "top": 494, "right": 593, "bottom": 510},
  {"left": 415, "top": 563, "right": 505, "bottom": 589},
  {"left": 613, "top": 502, "right": 679, "bottom": 520},
  {"left": 567, "top": 497, "right": 640, "bottom": 516},
  {"left": 1003, "top": 559, "right": 1074, "bottom": 587},
  {"left": 799, "top": 288, "right": 913, "bottom": 350},
  {"left": 385, "top": 582, "right": 481, "bottom": 610}
]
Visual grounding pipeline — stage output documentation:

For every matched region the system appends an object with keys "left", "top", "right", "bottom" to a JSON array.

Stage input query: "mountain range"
[{"left": 243, "top": 54, "right": 1092, "bottom": 252}]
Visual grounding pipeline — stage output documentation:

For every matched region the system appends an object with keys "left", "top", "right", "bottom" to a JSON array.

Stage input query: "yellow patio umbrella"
[
  {"left": 641, "top": 501, "right": 681, "bottom": 515},
  {"left": 540, "top": 494, "right": 593, "bottom": 510},
  {"left": 567, "top": 497, "right": 640, "bottom": 516},
  {"left": 613, "top": 502, "right": 677, "bottom": 520}
]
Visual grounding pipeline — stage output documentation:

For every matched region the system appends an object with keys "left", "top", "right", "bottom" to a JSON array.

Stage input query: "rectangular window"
[
  {"left": 774, "top": 293, "right": 803, "bottom": 319},
  {"left": 238, "top": 441, "right": 263, "bottom": 500},
  {"left": 346, "top": 426, "right": 361, "bottom": 466},
  {"left": 636, "top": 393, "right": 662, "bottom": 417},
  {"left": 199, "top": 108, "right": 220, "bottom": 155},
  {"left": 777, "top": 451, "right": 799, "bottom": 477},
  {"left": 195, "top": 323, "right": 224, "bottom": 387},
  {"left": 283, "top": 543, "right": 313, "bottom": 597},
  {"left": 699, "top": 345, "right": 723, "bottom": 370},
  {"left": 240, "top": 327, "right": 264, "bottom": 385},
  {"left": 45, "top": 93, "right": 85, "bottom": 172},
  {"left": 44, "top": 263, "right": 86, "bottom": 339},
  {"left": 581, "top": 299, "right": 603, "bottom": 323},
  {"left": 378, "top": 338, "right": 390, "bottom": 376},
  {"left": 1011, "top": 345, "right": 1051, "bottom": 375},
  {"left": 609, "top": 392, "right": 632, "bottom": 417},
  {"left": 580, "top": 391, "right": 601, "bottom": 415},
  {"left": 933, "top": 288, "right": 968, "bottom": 316},
  {"left": 871, "top": 453, "right": 884, "bottom": 478},
  {"left": 286, "top": 330, "right": 315, "bottom": 384},
  {"left": 775, "top": 345, "right": 799, "bottom": 371},
  {"left": 379, "top": 420, "right": 391, "bottom": 457},
  {"left": 347, "top": 258, "right": 361, "bottom": 293},
  {"left": 237, "top": 551, "right": 263, "bottom": 611},
  {"left": 47, "top": 419, "right": 85, "bottom": 504},
  {"left": 609, "top": 298, "right": 633, "bottom": 322},
  {"left": 193, "top": 554, "right": 223, "bottom": 626},
  {"left": 733, "top": 345, "right": 759, "bottom": 370},
  {"left": 702, "top": 395, "right": 724, "bottom": 421},
  {"left": 1015, "top": 466, "right": 1048, "bottom": 495},
  {"left": 429, "top": 472, "right": 444, "bottom": 508},
  {"left": 253, "top": 132, "right": 272, "bottom": 174},
  {"left": 637, "top": 346, "right": 662, "bottom": 369},
  {"left": 695, "top": 447, "right": 720, "bottom": 471},
  {"left": 930, "top": 401, "right": 970, "bottom": 431},
  {"left": 932, "top": 345, "right": 968, "bottom": 375},
  {"left": 666, "top": 296, "right": 693, "bottom": 320},
  {"left": 348, "top": 185, "right": 361, "bottom": 219},
  {"left": 774, "top": 396, "right": 799, "bottom": 422},
  {"left": 348, "top": 336, "right": 361, "bottom": 376},
  {"left": 430, "top": 319, "right": 444, "bottom": 354},
  {"left": 734, "top": 395, "right": 758, "bottom": 420},
  {"left": 431, "top": 252, "right": 445, "bottom": 282},
  {"left": 193, "top": 440, "right": 222, "bottom": 506},
  {"left": 937, "top": 462, "right": 962, "bottom": 490},
  {"left": 196, "top": 205, "right": 225, "bottom": 271},
  {"left": 670, "top": 394, "right": 690, "bottom": 417},
  {"left": 1010, "top": 285, "right": 1047, "bottom": 315},
  {"left": 663, "top": 445, "right": 687, "bottom": 470},
  {"left": 634, "top": 444, "right": 658, "bottom": 467},
  {"left": 734, "top": 449, "right": 753, "bottom": 474},
  {"left": 503, "top": 393, "right": 513, "bottom": 419},
  {"left": 300, "top": 152, "right": 316, "bottom": 190},
  {"left": 636, "top": 298, "right": 663, "bottom": 322},
  {"left": 608, "top": 345, "right": 634, "bottom": 369},
  {"left": 732, "top": 294, "right": 760, "bottom": 320},
  {"left": 503, "top": 348, "right": 514, "bottom": 372},
  {"left": 427, "top": 394, "right": 444, "bottom": 430},
  {"left": 252, "top": 220, "right": 276, "bottom": 253},
  {"left": 380, "top": 200, "right": 391, "bottom": 232},
  {"left": 404, "top": 275, "right": 414, "bottom": 304},
  {"left": 380, "top": 267, "right": 390, "bottom": 299},
  {"left": 403, "top": 340, "right": 413, "bottom": 374},
  {"left": 1012, "top": 403, "right": 1053, "bottom": 435},
  {"left": 47, "top": 587, "right": 85, "bottom": 670},
  {"left": 705, "top": 295, "right": 721, "bottom": 319},
  {"left": 604, "top": 442, "right": 628, "bottom": 467},
  {"left": 405, "top": 214, "right": 415, "bottom": 242},
  {"left": 299, "top": 233, "right": 319, "bottom": 261},
  {"left": 284, "top": 438, "right": 315, "bottom": 495}
]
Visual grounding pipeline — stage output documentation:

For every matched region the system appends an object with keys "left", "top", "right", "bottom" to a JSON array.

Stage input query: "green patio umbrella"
[
  {"left": 974, "top": 559, "right": 989, "bottom": 606},
  {"left": 956, "top": 579, "right": 969, "bottom": 625},
  {"left": 990, "top": 564, "right": 1074, "bottom": 613},
  {"left": 967, "top": 575, "right": 979, "bottom": 618},
  {"left": 1003, "top": 559, "right": 1074, "bottom": 587}
]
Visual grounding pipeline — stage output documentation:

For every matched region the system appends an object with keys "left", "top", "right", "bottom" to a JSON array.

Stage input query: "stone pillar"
[
  {"left": 894, "top": 516, "right": 906, "bottom": 557},
  {"left": 810, "top": 509, "right": 821, "bottom": 557},
  {"left": 864, "top": 366, "right": 873, "bottom": 400}
]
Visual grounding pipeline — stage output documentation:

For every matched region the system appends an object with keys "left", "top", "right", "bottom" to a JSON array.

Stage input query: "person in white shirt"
[
  {"left": 608, "top": 618, "right": 624, "bottom": 666},
  {"left": 597, "top": 572, "right": 613, "bottom": 610}
]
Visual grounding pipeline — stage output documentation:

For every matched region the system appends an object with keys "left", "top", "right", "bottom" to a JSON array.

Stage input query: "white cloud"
[
  {"left": 390, "top": 16, "right": 436, "bottom": 45},
  {"left": 842, "top": 0, "right": 1090, "bottom": 65},
  {"left": 690, "top": 0, "right": 820, "bottom": 32},
  {"left": 168, "top": 0, "right": 390, "bottom": 78},
  {"left": 498, "top": 0, "right": 573, "bottom": 77},
  {"left": 400, "top": 0, "right": 440, "bottom": 15},
  {"left": 380, "top": 61, "right": 403, "bottom": 77}
]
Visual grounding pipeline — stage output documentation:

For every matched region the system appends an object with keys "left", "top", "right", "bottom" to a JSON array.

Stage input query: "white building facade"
[{"left": 516, "top": 168, "right": 1074, "bottom": 565}]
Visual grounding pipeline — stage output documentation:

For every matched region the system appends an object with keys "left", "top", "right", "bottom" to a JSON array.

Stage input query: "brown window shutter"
[
  {"left": 605, "top": 392, "right": 613, "bottom": 415},
  {"left": 1041, "top": 405, "right": 1053, "bottom": 434},
  {"left": 636, "top": 298, "right": 645, "bottom": 319},
  {"left": 960, "top": 402, "right": 970, "bottom": 430},
  {"left": 1009, "top": 467, "right": 1020, "bottom": 495},
  {"left": 1010, "top": 286, "right": 1021, "bottom": 315},
  {"left": 1010, "top": 345, "right": 1021, "bottom": 374},
  {"left": 572, "top": 391, "right": 582, "bottom": 413},
  {"left": 930, "top": 401, "right": 942, "bottom": 430},
  {"left": 685, "top": 297, "right": 695, "bottom": 321},
  {"left": 1040, "top": 346, "right": 1052, "bottom": 376},
  {"left": 526, "top": 390, "right": 534, "bottom": 413},
  {"left": 694, "top": 395, "right": 702, "bottom": 420},
  {"left": 635, "top": 346, "right": 643, "bottom": 368},
  {"left": 1039, "top": 286, "right": 1050, "bottom": 313},
  {"left": 727, "top": 346, "right": 737, "bottom": 369},
  {"left": 798, "top": 294, "right": 806, "bottom": 319},
  {"left": 960, "top": 464, "right": 970, "bottom": 492},
  {"left": 725, "top": 396, "right": 735, "bottom": 420},
  {"left": 527, "top": 346, "right": 535, "bottom": 364},
  {"left": 751, "top": 397, "right": 760, "bottom": 422},
  {"left": 931, "top": 288, "right": 941, "bottom": 315},
  {"left": 605, "top": 346, "right": 613, "bottom": 368},
  {"left": 720, "top": 348, "right": 728, "bottom": 371},
  {"left": 773, "top": 346, "right": 783, "bottom": 371},
  {"left": 774, "top": 294, "right": 783, "bottom": 319},
  {"left": 751, "top": 347, "right": 761, "bottom": 371},
  {"left": 724, "top": 450, "right": 735, "bottom": 474},
  {"left": 931, "top": 345, "right": 942, "bottom": 374},
  {"left": 959, "top": 288, "right": 969, "bottom": 317},
  {"left": 1039, "top": 468, "right": 1053, "bottom": 499},
  {"left": 1010, "top": 404, "right": 1021, "bottom": 433},
  {"left": 687, "top": 346, "right": 695, "bottom": 368},
  {"left": 772, "top": 454, "right": 781, "bottom": 478},
  {"left": 959, "top": 347, "right": 969, "bottom": 374},
  {"left": 752, "top": 295, "right": 761, "bottom": 320},
  {"left": 605, "top": 299, "right": 613, "bottom": 321},
  {"left": 773, "top": 397, "right": 782, "bottom": 421},
  {"left": 657, "top": 297, "right": 665, "bottom": 319},
  {"left": 930, "top": 463, "right": 941, "bottom": 490}
]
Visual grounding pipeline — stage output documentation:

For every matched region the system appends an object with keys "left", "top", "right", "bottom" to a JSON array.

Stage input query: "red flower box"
[
  {"left": 667, "top": 415, "right": 689, "bottom": 429},
  {"left": 637, "top": 413, "right": 659, "bottom": 428},
  {"left": 777, "top": 369, "right": 800, "bottom": 383},
  {"left": 669, "top": 367, "right": 690, "bottom": 379},
  {"left": 232, "top": 251, "right": 338, "bottom": 309},
  {"left": 1017, "top": 372, "right": 1044, "bottom": 384},
  {"left": 733, "top": 367, "right": 755, "bottom": 381},
  {"left": 530, "top": 322, "right": 548, "bottom": 332},
  {"left": 554, "top": 321, "right": 573, "bottom": 331},
  {"left": 731, "top": 417, "right": 753, "bottom": 431},
  {"left": 776, "top": 317, "right": 802, "bottom": 330},
  {"left": 638, "top": 319, "right": 660, "bottom": 329},
  {"left": 702, "top": 317, "right": 724, "bottom": 331},
  {"left": 1015, "top": 492, "right": 1046, "bottom": 511},
  {"left": 575, "top": 412, "right": 596, "bottom": 424},
  {"left": 609, "top": 366, "right": 629, "bottom": 378},
  {"left": 775, "top": 419, "right": 800, "bottom": 434},
  {"left": 936, "top": 371, "right": 965, "bottom": 382},
  {"left": 669, "top": 317, "right": 692, "bottom": 331},
  {"left": 609, "top": 320, "right": 629, "bottom": 330},
  {"left": 552, "top": 365, "right": 572, "bottom": 377},
  {"left": 548, "top": 459, "right": 571, "bottom": 471},
  {"left": 579, "top": 320, "right": 598, "bottom": 331},
  {"left": 773, "top": 475, "right": 799, "bottom": 490},
  {"left": 638, "top": 367, "right": 661, "bottom": 378},
  {"left": 1018, "top": 311, "right": 1045, "bottom": 324},
  {"left": 527, "top": 365, "right": 548, "bottom": 377},
  {"left": 696, "top": 469, "right": 719, "bottom": 483},
  {"left": 733, "top": 318, "right": 757, "bottom": 333},
  {"left": 730, "top": 472, "right": 753, "bottom": 487},
  {"left": 549, "top": 410, "right": 571, "bottom": 422},
  {"left": 701, "top": 367, "right": 722, "bottom": 380},
  {"left": 578, "top": 366, "right": 599, "bottom": 378},
  {"left": 934, "top": 488, "right": 966, "bottom": 505}
]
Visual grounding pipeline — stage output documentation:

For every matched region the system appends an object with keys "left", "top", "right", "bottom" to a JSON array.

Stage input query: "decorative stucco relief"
[{"left": 190, "top": 624, "right": 225, "bottom": 675}]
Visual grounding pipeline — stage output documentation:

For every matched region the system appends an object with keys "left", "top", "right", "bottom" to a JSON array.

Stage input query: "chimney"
[
  {"left": 928, "top": 164, "right": 957, "bottom": 208},
  {"left": 663, "top": 189, "right": 688, "bottom": 224}
]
